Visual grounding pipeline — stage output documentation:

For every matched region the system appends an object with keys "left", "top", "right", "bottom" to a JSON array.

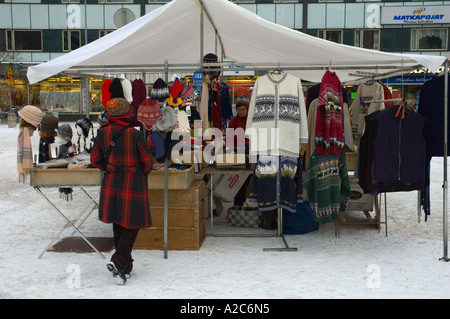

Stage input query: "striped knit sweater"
[{"left": 246, "top": 73, "right": 308, "bottom": 157}]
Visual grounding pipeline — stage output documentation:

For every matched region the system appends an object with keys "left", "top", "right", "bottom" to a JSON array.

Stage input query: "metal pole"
[
  {"left": 84, "top": 0, "right": 89, "bottom": 118},
  {"left": 200, "top": 1, "right": 204, "bottom": 63},
  {"left": 164, "top": 59, "right": 169, "bottom": 259},
  {"left": 441, "top": 59, "right": 449, "bottom": 262}
]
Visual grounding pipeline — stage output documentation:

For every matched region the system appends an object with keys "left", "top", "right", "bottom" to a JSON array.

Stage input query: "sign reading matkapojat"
[{"left": 381, "top": 5, "right": 450, "bottom": 24}]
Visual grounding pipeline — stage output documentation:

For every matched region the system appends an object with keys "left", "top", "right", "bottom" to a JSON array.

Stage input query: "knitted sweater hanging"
[
  {"left": 314, "top": 70, "right": 345, "bottom": 156},
  {"left": 246, "top": 72, "right": 308, "bottom": 157}
]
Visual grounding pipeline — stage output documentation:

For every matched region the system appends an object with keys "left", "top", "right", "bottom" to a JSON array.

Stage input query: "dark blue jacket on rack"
[
  {"left": 372, "top": 105, "right": 426, "bottom": 186},
  {"left": 418, "top": 74, "right": 449, "bottom": 157}
]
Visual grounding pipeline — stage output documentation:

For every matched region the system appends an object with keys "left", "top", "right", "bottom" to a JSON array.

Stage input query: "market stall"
[{"left": 26, "top": 0, "right": 448, "bottom": 260}]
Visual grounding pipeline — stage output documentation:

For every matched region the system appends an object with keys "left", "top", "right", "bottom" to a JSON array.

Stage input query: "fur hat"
[
  {"left": 39, "top": 113, "right": 59, "bottom": 135},
  {"left": 150, "top": 78, "right": 170, "bottom": 100},
  {"left": 155, "top": 106, "right": 178, "bottom": 132},
  {"left": 18, "top": 105, "right": 44, "bottom": 128},
  {"left": 137, "top": 98, "right": 162, "bottom": 130},
  {"left": 101, "top": 79, "right": 113, "bottom": 108},
  {"left": 236, "top": 95, "right": 250, "bottom": 109},
  {"left": 166, "top": 78, "right": 184, "bottom": 107},
  {"left": 57, "top": 123, "right": 73, "bottom": 142},
  {"left": 106, "top": 98, "right": 131, "bottom": 118}
]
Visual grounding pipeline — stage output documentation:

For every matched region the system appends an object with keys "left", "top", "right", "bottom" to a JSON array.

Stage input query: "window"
[
  {"left": 411, "top": 28, "right": 447, "bottom": 51},
  {"left": 355, "top": 29, "right": 379, "bottom": 50},
  {"left": 318, "top": 30, "right": 343, "bottom": 44},
  {"left": 99, "top": 30, "right": 114, "bottom": 38},
  {"left": 6, "top": 30, "right": 43, "bottom": 51},
  {"left": 98, "top": 0, "right": 133, "bottom": 3},
  {"left": 63, "top": 30, "right": 81, "bottom": 52}
]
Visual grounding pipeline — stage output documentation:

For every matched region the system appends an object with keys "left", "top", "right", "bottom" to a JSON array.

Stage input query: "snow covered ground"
[{"left": 1, "top": 120, "right": 449, "bottom": 299}]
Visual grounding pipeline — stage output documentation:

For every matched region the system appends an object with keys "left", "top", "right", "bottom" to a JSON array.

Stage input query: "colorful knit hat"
[
  {"left": 101, "top": 79, "right": 113, "bottom": 108},
  {"left": 137, "top": 98, "right": 162, "bottom": 130},
  {"left": 106, "top": 98, "right": 131, "bottom": 118},
  {"left": 121, "top": 78, "right": 133, "bottom": 104},
  {"left": 150, "top": 130, "right": 166, "bottom": 163},
  {"left": 57, "top": 123, "right": 73, "bottom": 142},
  {"left": 166, "top": 78, "right": 184, "bottom": 107},
  {"left": 97, "top": 110, "right": 108, "bottom": 126},
  {"left": 155, "top": 106, "right": 178, "bottom": 132},
  {"left": 18, "top": 105, "right": 44, "bottom": 128},
  {"left": 236, "top": 95, "right": 250, "bottom": 109},
  {"left": 150, "top": 78, "right": 170, "bottom": 100},
  {"left": 75, "top": 117, "right": 93, "bottom": 138}
]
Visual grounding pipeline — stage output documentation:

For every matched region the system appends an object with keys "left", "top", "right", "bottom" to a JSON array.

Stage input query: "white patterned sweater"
[{"left": 246, "top": 73, "right": 308, "bottom": 157}]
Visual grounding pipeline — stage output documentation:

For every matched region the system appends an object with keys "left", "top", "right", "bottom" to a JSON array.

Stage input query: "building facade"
[{"left": 0, "top": 0, "right": 449, "bottom": 115}]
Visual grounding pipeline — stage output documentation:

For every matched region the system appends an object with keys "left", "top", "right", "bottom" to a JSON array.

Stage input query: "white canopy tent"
[
  {"left": 27, "top": 0, "right": 445, "bottom": 84},
  {"left": 26, "top": 0, "right": 449, "bottom": 261}
]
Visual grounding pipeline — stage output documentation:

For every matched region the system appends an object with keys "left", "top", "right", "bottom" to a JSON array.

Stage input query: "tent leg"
[
  {"left": 440, "top": 59, "right": 449, "bottom": 262},
  {"left": 263, "top": 208, "right": 297, "bottom": 252},
  {"left": 164, "top": 59, "right": 169, "bottom": 260}
]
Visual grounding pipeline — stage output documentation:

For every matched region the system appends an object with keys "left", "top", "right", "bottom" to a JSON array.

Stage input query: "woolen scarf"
[{"left": 17, "top": 127, "right": 34, "bottom": 183}]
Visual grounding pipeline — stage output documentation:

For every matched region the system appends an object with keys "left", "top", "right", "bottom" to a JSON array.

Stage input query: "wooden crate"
[
  {"left": 31, "top": 168, "right": 101, "bottom": 186},
  {"left": 134, "top": 180, "right": 206, "bottom": 250},
  {"left": 215, "top": 153, "right": 247, "bottom": 169},
  {"left": 148, "top": 165, "right": 194, "bottom": 190},
  {"left": 133, "top": 201, "right": 206, "bottom": 250},
  {"left": 148, "top": 179, "right": 205, "bottom": 208},
  {"left": 133, "top": 219, "right": 206, "bottom": 251}
]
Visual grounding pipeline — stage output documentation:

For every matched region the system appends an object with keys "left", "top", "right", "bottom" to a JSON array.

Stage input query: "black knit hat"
[{"left": 150, "top": 78, "right": 170, "bottom": 100}]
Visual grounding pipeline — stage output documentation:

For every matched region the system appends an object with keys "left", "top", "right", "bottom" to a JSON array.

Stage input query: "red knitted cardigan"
[{"left": 314, "top": 70, "right": 345, "bottom": 156}]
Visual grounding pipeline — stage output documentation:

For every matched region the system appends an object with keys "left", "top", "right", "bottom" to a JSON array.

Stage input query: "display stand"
[
  {"left": 31, "top": 168, "right": 104, "bottom": 259},
  {"left": 335, "top": 178, "right": 386, "bottom": 237},
  {"left": 200, "top": 166, "right": 297, "bottom": 252},
  {"left": 35, "top": 54, "right": 447, "bottom": 260}
]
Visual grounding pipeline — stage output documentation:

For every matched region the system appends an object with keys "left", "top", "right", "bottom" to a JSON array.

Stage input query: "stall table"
[{"left": 31, "top": 168, "right": 104, "bottom": 259}]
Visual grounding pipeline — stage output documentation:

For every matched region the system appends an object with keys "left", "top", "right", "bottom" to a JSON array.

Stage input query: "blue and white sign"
[
  {"left": 381, "top": 5, "right": 450, "bottom": 24},
  {"left": 223, "top": 65, "right": 255, "bottom": 76},
  {"left": 193, "top": 71, "right": 203, "bottom": 83},
  {"left": 381, "top": 75, "right": 435, "bottom": 85}
]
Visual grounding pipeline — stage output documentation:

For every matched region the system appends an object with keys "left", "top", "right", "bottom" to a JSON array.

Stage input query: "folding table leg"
[
  {"left": 68, "top": 187, "right": 100, "bottom": 237},
  {"left": 34, "top": 187, "right": 106, "bottom": 259}
]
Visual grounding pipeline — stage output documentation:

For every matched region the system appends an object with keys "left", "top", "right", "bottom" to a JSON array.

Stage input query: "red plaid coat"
[{"left": 91, "top": 121, "right": 153, "bottom": 229}]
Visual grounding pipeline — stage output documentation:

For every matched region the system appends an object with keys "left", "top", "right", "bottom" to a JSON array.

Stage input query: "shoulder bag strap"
[{"left": 104, "top": 127, "right": 127, "bottom": 164}]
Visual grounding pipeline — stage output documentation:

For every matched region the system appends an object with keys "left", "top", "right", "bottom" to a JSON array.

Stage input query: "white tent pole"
[
  {"left": 164, "top": 59, "right": 169, "bottom": 260},
  {"left": 200, "top": 0, "right": 204, "bottom": 63},
  {"left": 441, "top": 59, "right": 449, "bottom": 262}
]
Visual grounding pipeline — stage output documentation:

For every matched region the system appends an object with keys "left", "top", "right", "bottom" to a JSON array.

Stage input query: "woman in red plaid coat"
[{"left": 91, "top": 98, "right": 153, "bottom": 284}]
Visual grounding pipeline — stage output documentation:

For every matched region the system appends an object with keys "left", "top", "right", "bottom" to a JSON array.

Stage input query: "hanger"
[
  {"left": 270, "top": 61, "right": 284, "bottom": 75},
  {"left": 395, "top": 98, "right": 417, "bottom": 118}
]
